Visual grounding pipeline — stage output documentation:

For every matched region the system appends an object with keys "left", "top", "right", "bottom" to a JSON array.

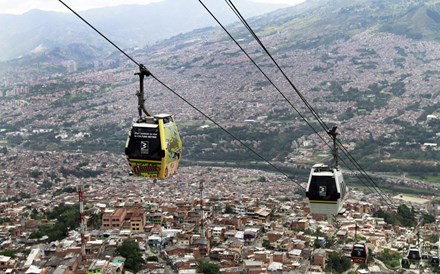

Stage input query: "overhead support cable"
[
  {"left": 200, "top": 0, "right": 393, "bottom": 205},
  {"left": 226, "top": 0, "right": 394, "bottom": 205},
  {"left": 197, "top": 0, "right": 329, "bottom": 148},
  {"left": 150, "top": 75, "right": 307, "bottom": 191},
  {"left": 224, "top": 0, "right": 330, "bottom": 133},
  {"left": 227, "top": 0, "right": 393, "bottom": 205},
  {"left": 200, "top": 0, "right": 382, "bottom": 198},
  {"left": 57, "top": 0, "right": 307, "bottom": 191}
]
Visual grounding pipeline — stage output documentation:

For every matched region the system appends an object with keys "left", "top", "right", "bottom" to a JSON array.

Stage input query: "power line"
[
  {"left": 201, "top": 0, "right": 393, "bottom": 205},
  {"left": 224, "top": 0, "right": 393, "bottom": 205},
  {"left": 58, "top": 0, "right": 140, "bottom": 66},
  {"left": 198, "top": 0, "right": 329, "bottom": 148},
  {"left": 199, "top": 0, "right": 379, "bottom": 197},
  {"left": 57, "top": 0, "right": 307, "bottom": 191},
  {"left": 225, "top": 0, "right": 393, "bottom": 205},
  {"left": 151, "top": 75, "right": 306, "bottom": 190}
]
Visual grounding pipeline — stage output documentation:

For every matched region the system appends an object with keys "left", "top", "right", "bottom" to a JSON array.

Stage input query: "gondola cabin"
[
  {"left": 401, "top": 257, "right": 410, "bottom": 268},
  {"left": 401, "top": 246, "right": 422, "bottom": 268},
  {"left": 431, "top": 256, "right": 439, "bottom": 267},
  {"left": 406, "top": 246, "right": 421, "bottom": 262},
  {"left": 125, "top": 114, "right": 182, "bottom": 179},
  {"left": 305, "top": 163, "right": 347, "bottom": 215},
  {"left": 351, "top": 243, "right": 368, "bottom": 264}
]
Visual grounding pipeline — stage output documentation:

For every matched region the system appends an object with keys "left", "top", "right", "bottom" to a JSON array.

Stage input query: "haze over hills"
[
  {"left": 0, "top": 0, "right": 288, "bottom": 61},
  {"left": 255, "top": 0, "right": 440, "bottom": 47},
  {"left": 0, "top": 0, "right": 439, "bottom": 190}
]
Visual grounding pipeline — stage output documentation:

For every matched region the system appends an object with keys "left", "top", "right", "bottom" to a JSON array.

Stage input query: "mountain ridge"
[{"left": 0, "top": 0, "right": 288, "bottom": 61}]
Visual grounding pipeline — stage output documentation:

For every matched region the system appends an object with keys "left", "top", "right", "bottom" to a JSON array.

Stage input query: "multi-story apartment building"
[
  {"left": 101, "top": 208, "right": 127, "bottom": 230},
  {"left": 101, "top": 207, "right": 146, "bottom": 232},
  {"left": 127, "top": 207, "right": 146, "bottom": 232}
]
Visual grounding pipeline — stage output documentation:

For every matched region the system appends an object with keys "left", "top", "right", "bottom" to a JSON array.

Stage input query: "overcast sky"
[{"left": 0, "top": 0, "right": 306, "bottom": 15}]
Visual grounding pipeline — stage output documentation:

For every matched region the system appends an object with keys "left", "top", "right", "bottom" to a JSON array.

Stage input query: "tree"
[
  {"left": 197, "top": 260, "right": 220, "bottom": 274},
  {"left": 313, "top": 238, "right": 322, "bottom": 249},
  {"left": 146, "top": 256, "right": 158, "bottom": 262},
  {"left": 87, "top": 212, "right": 103, "bottom": 229},
  {"left": 373, "top": 205, "right": 416, "bottom": 227},
  {"left": 397, "top": 204, "right": 415, "bottom": 227},
  {"left": 224, "top": 204, "right": 234, "bottom": 214},
  {"left": 63, "top": 186, "right": 77, "bottom": 193},
  {"left": 0, "top": 249, "right": 17, "bottom": 258},
  {"left": 262, "top": 239, "right": 272, "bottom": 249},
  {"left": 377, "top": 248, "right": 401, "bottom": 269},
  {"left": 422, "top": 214, "right": 436, "bottom": 225},
  {"left": 29, "top": 203, "right": 80, "bottom": 242},
  {"left": 326, "top": 252, "right": 351, "bottom": 273},
  {"left": 116, "top": 239, "right": 145, "bottom": 273},
  {"left": 30, "top": 208, "right": 42, "bottom": 220},
  {"left": 30, "top": 170, "right": 42, "bottom": 178}
]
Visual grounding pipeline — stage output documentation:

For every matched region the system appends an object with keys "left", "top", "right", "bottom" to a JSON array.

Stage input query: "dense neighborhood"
[
  {"left": 1, "top": 1, "right": 440, "bottom": 273},
  {"left": 0, "top": 147, "right": 440, "bottom": 273}
]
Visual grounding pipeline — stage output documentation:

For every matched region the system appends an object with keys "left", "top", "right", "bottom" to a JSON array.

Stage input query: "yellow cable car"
[
  {"left": 125, "top": 114, "right": 182, "bottom": 179},
  {"left": 125, "top": 65, "right": 182, "bottom": 179}
]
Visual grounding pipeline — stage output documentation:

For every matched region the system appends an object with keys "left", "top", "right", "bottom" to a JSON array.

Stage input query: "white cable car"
[
  {"left": 401, "top": 245, "right": 422, "bottom": 268},
  {"left": 431, "top": 256, "right": 440, "bottom": 267},
  {"left": 406, "top": 246, "right": 422, "bottom": 262},
  {"left": 305, "top": 126, "right": 347, "bottom": 215},
  {"left": 306, "top": 163, "right": 346, "bottom": 215}
]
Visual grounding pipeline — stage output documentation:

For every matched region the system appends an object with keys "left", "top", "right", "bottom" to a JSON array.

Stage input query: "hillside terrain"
[
  {"left": 0, "top": 0, "right": 439, "bottom": 190},
  {"left": 2, "top": 2, "right": 440, "bottom": 273},
  {"left": 0, "top": 0, "right": 287, "bottom": 61}
]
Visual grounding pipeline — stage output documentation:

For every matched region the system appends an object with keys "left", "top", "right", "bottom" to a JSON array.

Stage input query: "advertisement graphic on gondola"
[
  {"left": 162, "top": 121, "right": 182, "bottom": 176},
  {"left": 126, "top": 125, "right": 161, "bottom": 177},
  {"left": 133, "top": 127, "right": 161, "bottom": 160},
  {"left": 141, "top": 141, "right": 149, "bottom": 154},
  {"left": 163, "top": 123, "right": 181, "bottom": 161}
]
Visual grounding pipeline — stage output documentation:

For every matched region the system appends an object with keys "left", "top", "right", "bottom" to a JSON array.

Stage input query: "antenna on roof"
[
  {"left": 77, "top": 182, "right": 87, "bottom": 265},
  {"left": 199, "top": 180, "right": 205, "bottom": 239}
]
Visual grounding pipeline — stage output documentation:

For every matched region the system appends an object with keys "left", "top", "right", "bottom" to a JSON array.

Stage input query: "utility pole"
[
  {"left": 77, "top": 183, "right": 87, "bottom": 265},
  {"left": 199, "top": 180, "right": 204, "bottom": 239}
]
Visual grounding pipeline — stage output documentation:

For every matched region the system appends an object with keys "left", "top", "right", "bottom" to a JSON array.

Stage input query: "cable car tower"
[
  {"left": 328, "top": 126, "right": 339, "bottom": 169},
  {"left": 135, "top": 65, "right": 153, "bottom": 118}
]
